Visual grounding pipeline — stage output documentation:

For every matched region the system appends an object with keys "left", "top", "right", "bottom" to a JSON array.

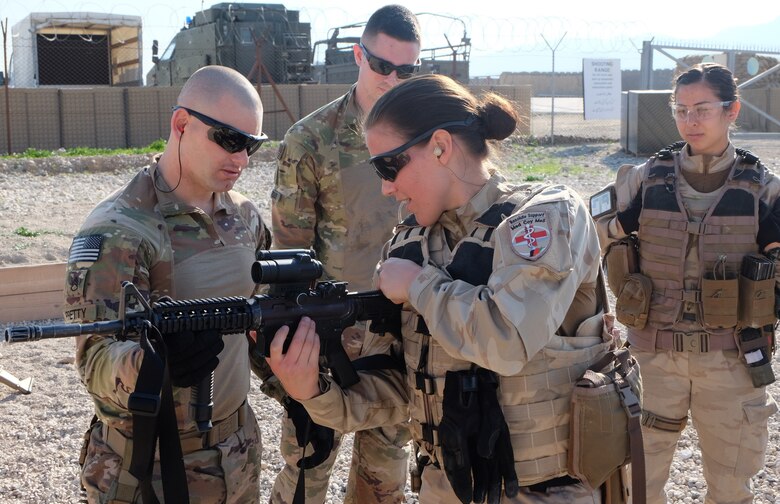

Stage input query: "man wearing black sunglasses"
[
  {"left": 69, "top": 65, "right": 271, "bottom": 504},
  {"left": 265, "top": 5, "right": 420, "bottom": 504}
]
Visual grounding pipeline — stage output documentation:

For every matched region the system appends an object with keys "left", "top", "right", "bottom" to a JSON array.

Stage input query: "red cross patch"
[{"left": 508, "top": 211, "right": 552, "bottom": 260}]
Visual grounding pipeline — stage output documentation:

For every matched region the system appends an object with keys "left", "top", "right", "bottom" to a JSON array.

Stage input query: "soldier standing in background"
[
  {"left": 67, "top": 65, "right": 271, "bottom": 503},
  {"left": 269, "top": 74, "right": 616, "bottom": 503},
  {"left": 262, "top": 5, "right": 421, "bottom": 504},
  {"left": 594, "top": 63, "right": 779, "bottom": 503}
]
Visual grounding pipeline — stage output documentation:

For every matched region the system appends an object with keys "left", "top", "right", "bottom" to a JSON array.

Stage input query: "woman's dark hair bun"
[{"left": 478, "top": 94, "right": 519, "bottom": 141}]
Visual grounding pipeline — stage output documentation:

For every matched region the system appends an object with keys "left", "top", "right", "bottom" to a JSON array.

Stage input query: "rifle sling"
[{"left": 122, "top": 333, "right": 189, "bottom": 503}]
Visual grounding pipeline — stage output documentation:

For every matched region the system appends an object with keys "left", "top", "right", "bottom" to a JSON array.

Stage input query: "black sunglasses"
[
  {"left": 359, "top": 43, "right": 420, "bottom": 80},
  {"left": 369, "top": 117, "right": 478, "bottom": 182},
  {"left": 173, "top": 105, "right": 268, "bottom": 155}
]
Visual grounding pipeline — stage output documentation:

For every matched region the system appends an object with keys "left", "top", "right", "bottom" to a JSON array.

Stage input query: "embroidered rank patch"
[
  {"left": 508, "top": 211, "right": 552, "bottom": 260},
  {"left": 68, "top": 234, "right": 104, "bottom": 264}
]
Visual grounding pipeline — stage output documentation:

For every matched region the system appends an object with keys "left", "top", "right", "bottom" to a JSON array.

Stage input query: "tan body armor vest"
[
  {"left": 387, "top": 199, "right": 612, "bottom": 486},
  {"left": 625, "top": 151, "right": 767, "bottom": 351}
]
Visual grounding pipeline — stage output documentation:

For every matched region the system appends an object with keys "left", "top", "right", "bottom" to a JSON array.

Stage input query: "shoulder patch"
[
  {"left": 507, "top": 211, "right": 551, "bottom": 260},
  {"left": 68, "top": 234, "right": 104, "bottom": 264}
]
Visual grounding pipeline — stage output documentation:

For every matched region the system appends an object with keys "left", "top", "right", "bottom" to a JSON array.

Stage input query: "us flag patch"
[{"left": 68, "top": 234, "right": 104, "bottom": 264}]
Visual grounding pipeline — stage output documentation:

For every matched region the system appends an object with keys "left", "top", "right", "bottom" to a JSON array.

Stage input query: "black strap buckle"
[
  {"left": 415, "top": 371, "right": 436, "bottom": 395},
  {"left": 128, "top": 392, "right": 161, "bottom": 417}
]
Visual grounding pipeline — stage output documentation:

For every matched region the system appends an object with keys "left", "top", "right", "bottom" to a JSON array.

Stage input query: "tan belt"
[
  {"left": 656, "top": 330, "right": 737, "bottom": 353},
  {"left": 103, "top": 401, "right": 248, "bottom": 458}
]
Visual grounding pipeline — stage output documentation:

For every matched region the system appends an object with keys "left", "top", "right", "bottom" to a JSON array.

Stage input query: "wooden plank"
[
  {"left": 0, "top": 263, "right": 66, "bottom": 296},
  {"left": 0, "top": 263, "right": 65, "bottom": 322},
  {"left": 0, "top": 290, "right": 64, "bottom": 322}
]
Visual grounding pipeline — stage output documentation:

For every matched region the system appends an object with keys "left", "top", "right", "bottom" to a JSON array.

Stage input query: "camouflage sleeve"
[
  {"left": 66, "top": 225, "right": 155, "bottom": 413},
  {"left": 407, "top": 188, "right": 603, "bottom": 376},
  {"left": 594, "top": 162, "right": 645, "bottom": 253},
  {"left": 300, "top": 368, "right": 410, "bottom": 433},
  {"left": 271, "top": 135, "right": 319, "bottom": 249}
]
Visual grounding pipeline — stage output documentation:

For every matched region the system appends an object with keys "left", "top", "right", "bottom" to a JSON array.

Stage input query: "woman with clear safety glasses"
[
  {"left": 268, "top": 73, "right": 618, "bottom": 503},
  {"left": 593, "top": 62, "right": 780, "bottom": 503}
]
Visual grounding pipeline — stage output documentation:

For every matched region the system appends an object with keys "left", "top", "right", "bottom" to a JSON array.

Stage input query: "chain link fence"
[{"left": 2, "top": 7, "right": 779, "bottom": 154}]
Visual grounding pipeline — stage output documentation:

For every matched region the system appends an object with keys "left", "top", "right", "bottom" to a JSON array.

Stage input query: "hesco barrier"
[{"left": 0, "top": 84, "right": 533, "bottom": 154}]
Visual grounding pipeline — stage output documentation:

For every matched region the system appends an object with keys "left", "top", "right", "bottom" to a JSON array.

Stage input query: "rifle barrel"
[{"left": 4, "top": 320, "right": 124, "bottom": 343}]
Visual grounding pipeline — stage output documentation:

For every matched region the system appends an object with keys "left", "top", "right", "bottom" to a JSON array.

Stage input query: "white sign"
[{"left": 583, "top": 58, "right": 621, "bottom": 120}]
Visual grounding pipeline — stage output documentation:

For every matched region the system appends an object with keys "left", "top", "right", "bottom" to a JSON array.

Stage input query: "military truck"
[{"left": 147, "top": 3, "right": 311, "bottom": 86}]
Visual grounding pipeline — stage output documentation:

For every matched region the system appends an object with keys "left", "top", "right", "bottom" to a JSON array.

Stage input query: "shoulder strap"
[
  {"left": 352, "top": 353, "right": 406, "bottom": 373},
  {"left": 115, "top": 329, "right": 189, "bottom": 504}
]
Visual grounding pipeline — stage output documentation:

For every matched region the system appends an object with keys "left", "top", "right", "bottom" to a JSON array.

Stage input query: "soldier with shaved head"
[{"left": 67, "top": 65, "right": 271, "bottom": 503}]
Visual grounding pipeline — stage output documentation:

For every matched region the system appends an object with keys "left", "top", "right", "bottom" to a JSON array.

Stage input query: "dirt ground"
[{"left": 1, "top": 138, "right": 779, "bottom": 503}]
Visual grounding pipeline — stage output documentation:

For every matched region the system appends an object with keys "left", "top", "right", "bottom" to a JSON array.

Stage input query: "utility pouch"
[
  {"left": 615, "top": 273, "right": 652, "bottom": 329},
  {"left": 701, "top": 274, "right": 739, "bottom": 329},
  {"left": 569, "top": 347, "right": 644, "bottom": 496},
  {"left": 738, "top": 276, "right": 776, "bottom": 327},
  {"left": 738, "top": 327, "right": 777, "bottom": 388},
  {"left": 604, "top": 235, "right": 639, "bottom": 297},
  {"left": 738, "top": 253, "right": 776, "bottom": 328}
]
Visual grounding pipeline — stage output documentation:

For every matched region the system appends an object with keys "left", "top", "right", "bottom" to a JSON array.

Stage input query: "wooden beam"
[{"left": 0, "top": 263, "right": 65, "bottom": 322}]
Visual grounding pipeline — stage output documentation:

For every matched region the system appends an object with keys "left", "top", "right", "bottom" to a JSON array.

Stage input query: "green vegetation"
[
  {"left": 2, "top": 139, "right": 167, "bottom": 159},
  {"left": 12, "top": 227, "right": 67, "bottom": 238},
  {"left": 505, "top": 145, "right": 585, "bottom": 182},
  {"left": 13, "top": 227, "right": 41, "bottom": 237}
]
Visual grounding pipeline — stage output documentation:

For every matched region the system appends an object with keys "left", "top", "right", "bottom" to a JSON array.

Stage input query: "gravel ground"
[{"left": 0, "top": 138, "right": 779, "bottom": 503}]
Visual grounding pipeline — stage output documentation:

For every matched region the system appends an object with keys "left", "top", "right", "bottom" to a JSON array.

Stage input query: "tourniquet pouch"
[
  {"left": 738, "top": 276, "right": 776, "bottom": 328},
  {"left": 569, "top": 347, "right": 643, "bottom": 491},
  {"left": 701, "top": 274, "right": 738, "bottom": 329},
  {"left": 604, "top": 235, "right": 639, "bottom": 297},
  {"left": 615, "top": 273, "right": 652, "bottom": 329}
]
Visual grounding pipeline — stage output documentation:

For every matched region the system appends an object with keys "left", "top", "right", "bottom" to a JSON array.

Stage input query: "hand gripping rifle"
[{"left": 4, "top": 249, "right": 402, "bottom": 433}]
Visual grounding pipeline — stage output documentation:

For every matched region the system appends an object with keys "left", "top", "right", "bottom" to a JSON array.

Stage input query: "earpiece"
[{"left": 433, "top": 146, "right": 443, "bottom": 158}]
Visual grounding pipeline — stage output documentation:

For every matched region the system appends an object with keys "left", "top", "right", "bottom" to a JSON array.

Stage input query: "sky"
[{"left": 2, "top": 0, "right": 779, "bottom": 79}]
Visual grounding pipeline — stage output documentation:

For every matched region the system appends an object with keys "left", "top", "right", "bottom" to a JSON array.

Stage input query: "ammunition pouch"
[
  {"left": 738, "top": 275, "right": 775, "bottom": 328},
  {"left": 615, "top": 273, "right": 652, "bottom": 329},
  {"left": 736, "top": 253, "right": 778, "bottom": 387},
  {"left": 604, "top": 235, "right": 639, "bottom": 297},
  {"left": 569, "top": 347, "right": 644, "bottom": 504},
  {"left": 701, "top": 274, "right": 739, "bottom": 329}
]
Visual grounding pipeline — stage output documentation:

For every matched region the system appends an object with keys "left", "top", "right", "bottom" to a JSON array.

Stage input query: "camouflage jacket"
[
  {"left": 271, "top": 84, "right": 399, "bottom": 292},
  {"left": 302, "top": 174, "right": 611, "bottom": 486},
  {"left": 66, "top": 161, "right": 271, "bottom": 434}
]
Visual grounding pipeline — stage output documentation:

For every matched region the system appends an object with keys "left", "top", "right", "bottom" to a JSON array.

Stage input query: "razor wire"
[{"left": 2, "top": 4, "right": 780, "bottom": 153}]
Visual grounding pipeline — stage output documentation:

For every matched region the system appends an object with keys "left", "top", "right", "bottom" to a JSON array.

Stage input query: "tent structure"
[{"left": 10, "top": 12, "right": 143, "bottom": 88}]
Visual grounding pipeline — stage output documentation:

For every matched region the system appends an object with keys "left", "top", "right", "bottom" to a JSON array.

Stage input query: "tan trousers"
[{"left": 635, "top": 348, "right": 777, "bottom": 504}]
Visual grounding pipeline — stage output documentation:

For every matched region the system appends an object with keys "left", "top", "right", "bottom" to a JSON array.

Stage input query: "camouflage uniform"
[
  {"left": 594, "top": 143, "right": 780, "bottom": 503},
  {"left": 301, "top": 174, "right": 613, "bottom": 503},
  {"left": 267, "top": 84, "right": 411, "bottom": 504},
  {"left": 67, "top": 160, "right": 271, "bottom": 503}
]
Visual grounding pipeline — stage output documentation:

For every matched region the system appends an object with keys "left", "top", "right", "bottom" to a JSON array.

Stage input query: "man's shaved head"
[{"left": 178, "top": 65, "right": 262, "bottom": 115}]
